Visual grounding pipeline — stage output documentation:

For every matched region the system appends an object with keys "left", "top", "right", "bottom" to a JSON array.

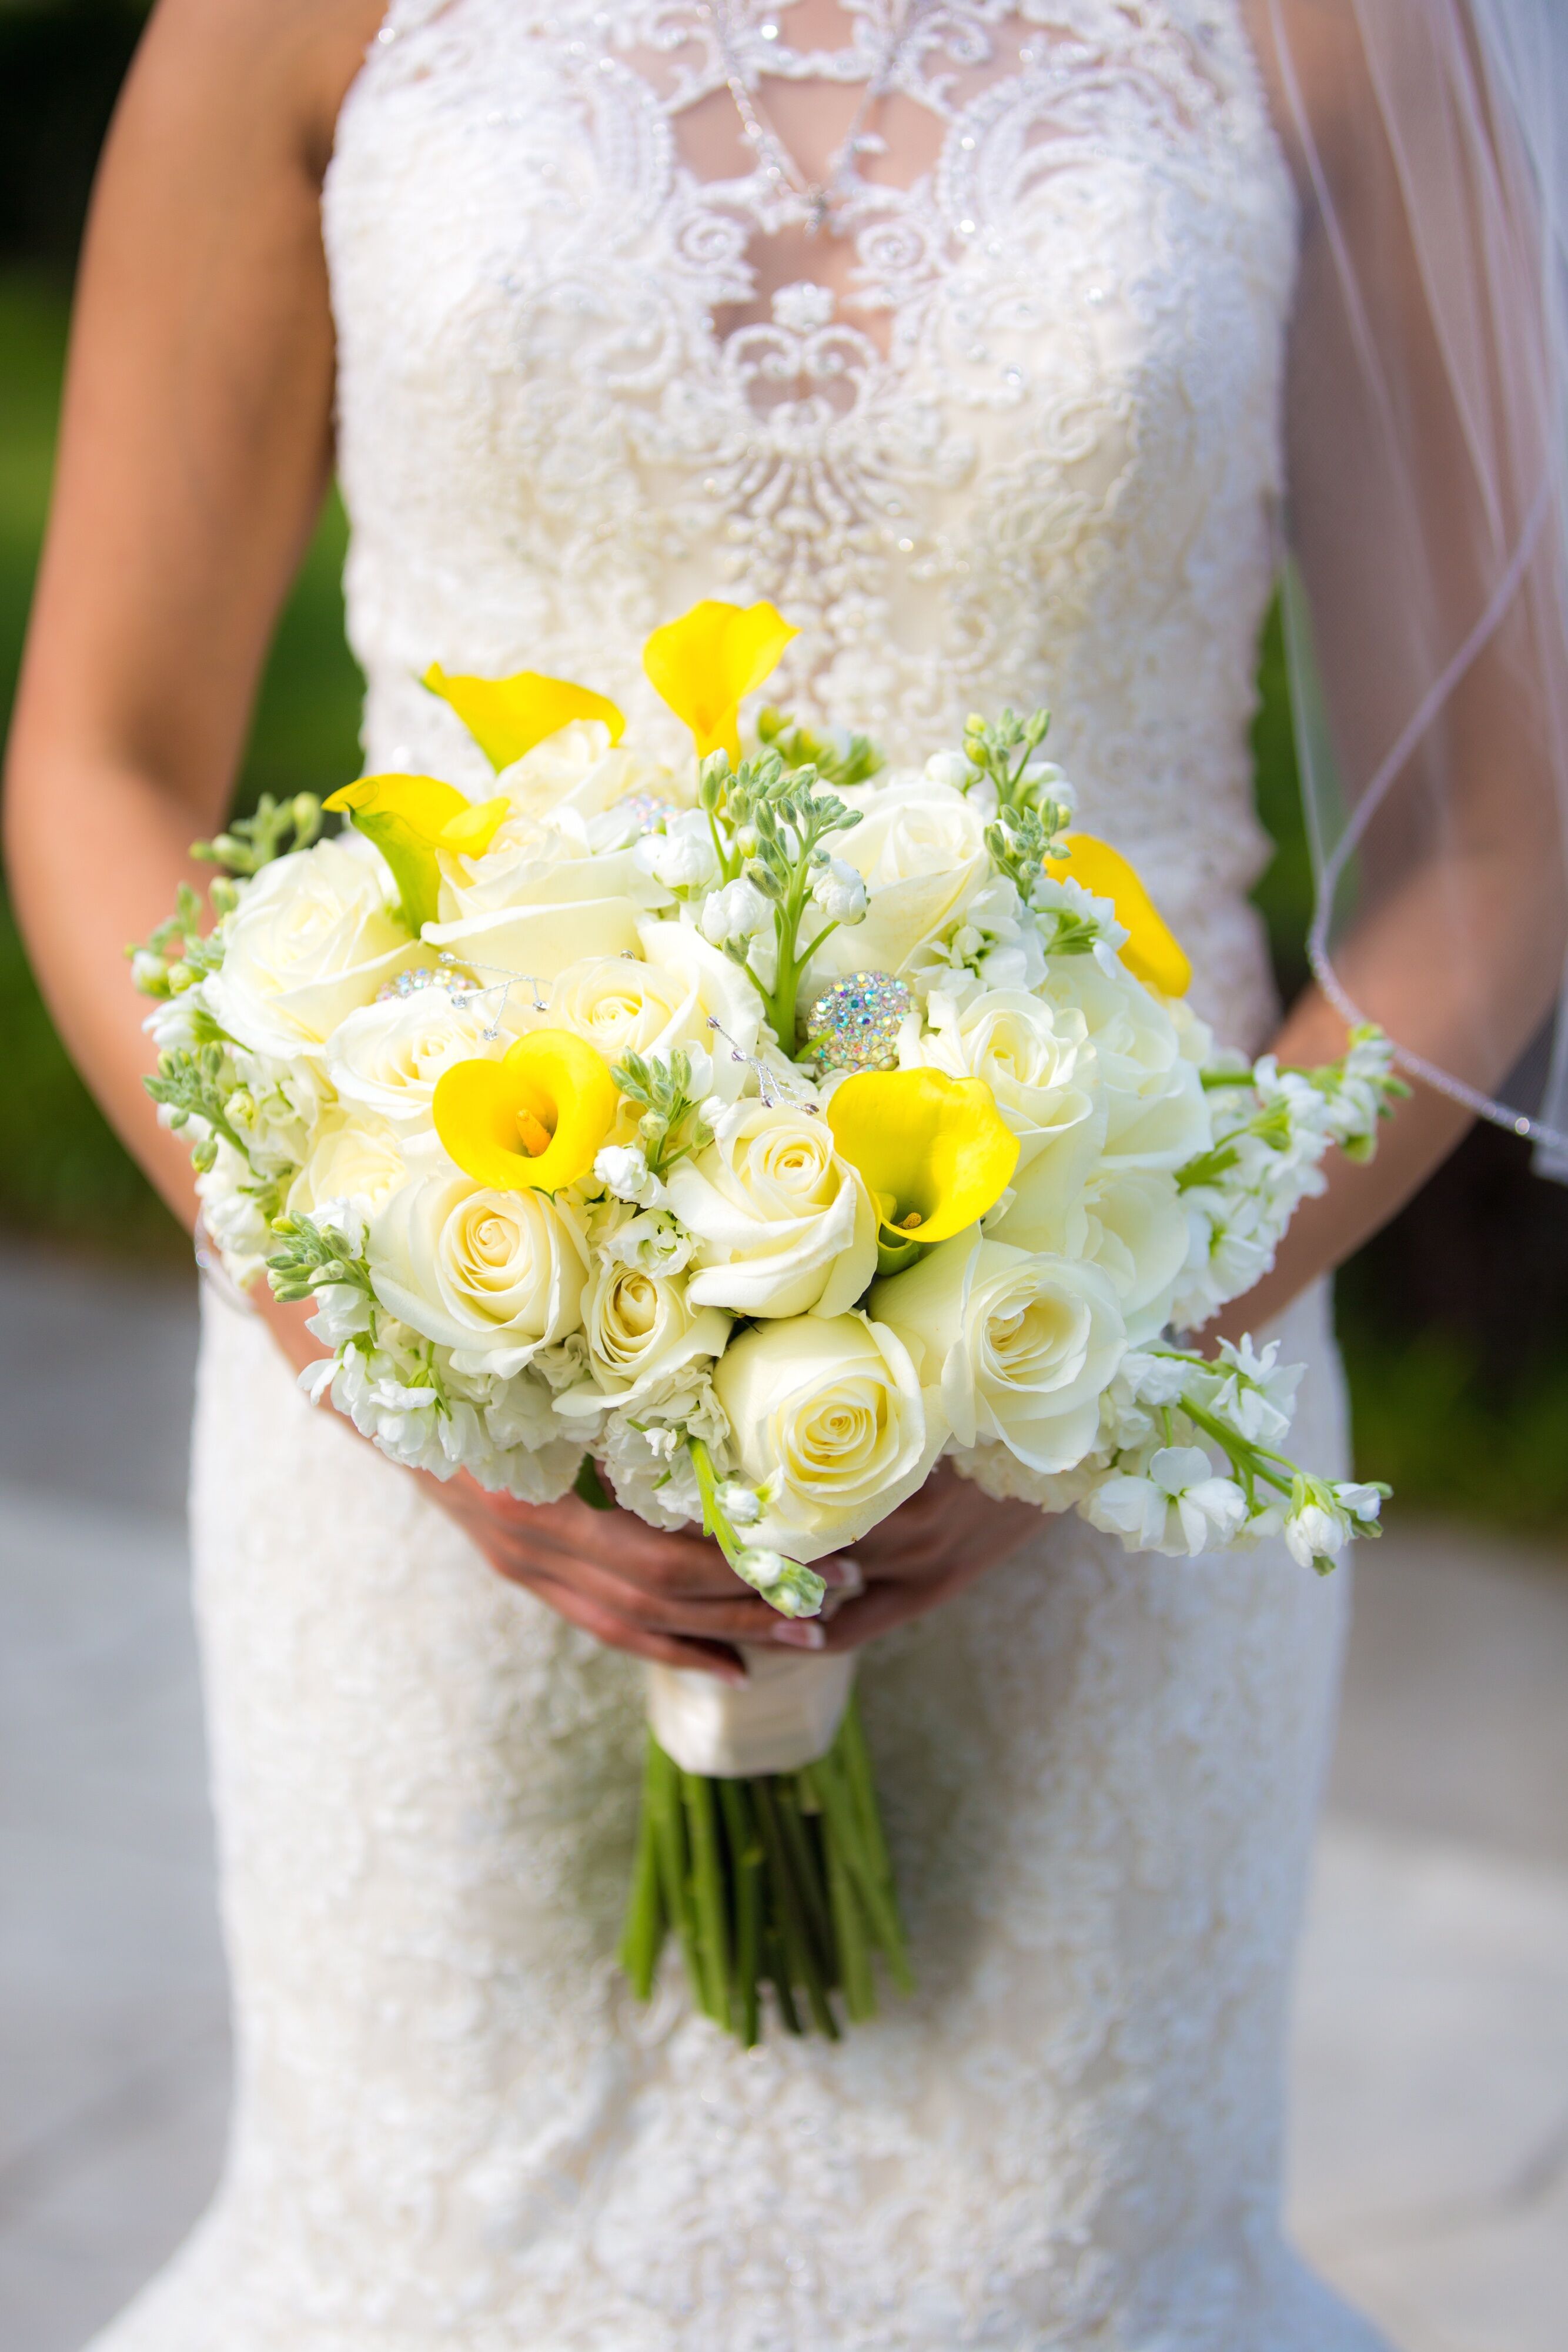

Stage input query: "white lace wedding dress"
[{"left": 93, "top": 3, "right": 1390, "bottom": 2345}]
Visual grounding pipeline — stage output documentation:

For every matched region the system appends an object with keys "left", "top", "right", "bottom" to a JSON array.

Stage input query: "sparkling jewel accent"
[
  {"left": 617, "top": 791, "right": 680, "bottom": 834},
  {"left": 803, "top": 971, "right": 912, "bottom": 1071},
  {"left": 375, "top": 965, "right": 479, "bottom": 1004}
]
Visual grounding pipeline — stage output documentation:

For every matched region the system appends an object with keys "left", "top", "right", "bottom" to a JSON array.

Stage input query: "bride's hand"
[
  {"left": 805, "top": 1464, "right": 1041, "bottom": 1655},
  {"left": 433, "top": 1465, "right": 1038, "bottom": 1676}
]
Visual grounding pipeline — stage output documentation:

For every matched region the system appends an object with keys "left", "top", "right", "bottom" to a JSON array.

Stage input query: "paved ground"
[{"left": 2, "top": 1236, "right": 1566, "bottom": 2351}]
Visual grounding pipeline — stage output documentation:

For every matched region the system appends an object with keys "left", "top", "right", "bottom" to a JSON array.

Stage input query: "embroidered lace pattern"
[{"left": 90, "top": 5, "right": 1390, "bottom": 2346}]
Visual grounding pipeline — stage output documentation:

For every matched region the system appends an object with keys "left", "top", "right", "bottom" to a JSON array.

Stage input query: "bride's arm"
[
  {"left": 1217, "top": 0, "right": 1568, "bottom": 1344},
  {"left": 5, "top": 0, "right": 382, "bottom": 1225}
]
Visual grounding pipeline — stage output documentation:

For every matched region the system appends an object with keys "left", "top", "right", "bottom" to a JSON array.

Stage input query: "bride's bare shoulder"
[{"left": 121, "top": 0, "right": 390, "bottom": 183}]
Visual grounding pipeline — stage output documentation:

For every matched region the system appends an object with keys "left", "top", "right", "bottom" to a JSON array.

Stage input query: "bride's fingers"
[
  {"left": 811, "top": 1565, "right": 974, "bottom": 1652},
  {"left": 511, "top": 1569, "right": 748, "bottom": 1682},
  {"left": 522, "top": 1551, "right": 795, "bottom": 1643}
]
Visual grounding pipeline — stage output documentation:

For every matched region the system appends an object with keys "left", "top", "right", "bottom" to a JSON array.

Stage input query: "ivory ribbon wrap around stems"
[{"left": 646, "top": 1648, "right": 858, "bottom": 1777}]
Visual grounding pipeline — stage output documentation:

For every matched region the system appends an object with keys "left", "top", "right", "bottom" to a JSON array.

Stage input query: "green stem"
[
  {"left": 754, "top": 1779, "right": 840, "bottom": 2040},
  {"left": 822, "top": 1789, "right": 876, "bottom": 2023},
  {"left": 681, "top": 1768, "right": 731, "bottom": 2027},
  {"left": 618, "top": 1745, "right": 665, "bottom": 2000},
  {"left": 720, "top": 1778, "right": 763, "bottom": 2048},
  {"left": 838, "top": 1699, "right": 912, "bottom": 1993},
  {"left": 647, "top": 1740, "right": 703, "bottom": 2004}
]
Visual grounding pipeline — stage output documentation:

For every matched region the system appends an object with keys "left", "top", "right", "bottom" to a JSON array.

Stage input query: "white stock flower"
[
  {"left": 1284, "top": 1495, "right": 1350, "bottom": 1571},
  {"left": 597, "top": 1207, "right": 696, "bottom": 1275},
  {"left": 286, "top": 1110, "right": 407, "bottom": 1220},
  {"left": 367, "top": 1172, "right": 589, "bottom": 1378},
  {"left": 809, "top": 856, "right": 868, "bottom": 926},
  {"left": 194, "top": 1142, "right": 272, "bottom": 1288},
  {"left": 205, "top": 841, "right": 419, "bottom": 1058},
  {"left": 594, "top": 1143, "right": 663, "bottom": 1208},
  {"left": 554, "top": 1262, "right": 730, "bottom": 1416},
  {"left": 1193, "top": 1334, "right": 1304, "bottom": 1447},
  {"left": 872, "top": 1234, "right": 1126, "bottom": 1475},
  {"left": 667, "top": 1100, "right": 878, "bottom": 1319},
  {"left": 326, "top": 990, "right": 506, "bottom": 1130},
  {"left": 923, "top": 750, "right": 974, "bottom": 791},
  {"left": 634, "top": 809, "right": 719, "bottom": 893},
  {"left": 1335, "top": 1479, "right": 1386, "bottom": 1525},
  {"left": 1085, "top": 1445, "right": 1249, "bottom": 1558},
  {"left": 700, "top": 874, "right": 772, "bottom": 950},
  {"left": 712, "top": 1311, "right": 943, "bottom": 1561},
  {"left": 599, "top": 1409, "right": 706, "bottom": 1529}
]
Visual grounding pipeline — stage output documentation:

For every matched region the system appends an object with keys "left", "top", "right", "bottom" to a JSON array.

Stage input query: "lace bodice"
[
  {"left": 326, "top": 0, "right": 1296, "bottom": 1041},
  {"left": 89, "top": 14, "right": 1395, "bottom": 2351}
]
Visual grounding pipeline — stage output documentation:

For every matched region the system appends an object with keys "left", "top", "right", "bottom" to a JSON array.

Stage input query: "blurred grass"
[
  {"left": 0, "top": 268, "right": 362, "bottom": 1256},
  {"left": 2, "top": 263, "right": 1566, "bottom": 1534}
]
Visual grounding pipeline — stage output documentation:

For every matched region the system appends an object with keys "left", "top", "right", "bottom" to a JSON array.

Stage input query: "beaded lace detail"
[{"left": 87, "top": 9, "right": 1392, "bottom": 2349}]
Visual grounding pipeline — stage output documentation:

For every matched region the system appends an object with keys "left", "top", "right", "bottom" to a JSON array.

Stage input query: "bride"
[{"left": 8, "top": 1, "right": 1566, "bottom": 2344}]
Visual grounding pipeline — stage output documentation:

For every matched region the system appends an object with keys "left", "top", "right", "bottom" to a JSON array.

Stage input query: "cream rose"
[
  {"left": 1042, "top": 960, "right": 1209, "bottom": 1172},
  {"left": 326, "top": 990, "right": 507, "bottom": 1130},
  {"left": 807, "top": 782, "right": 989, "bottom": 980},
  {"left": 206, "top": 840, "right": 422, "bottom": 1058},
  {"left": 544, "top": 918, "right": 761, "bottom": 1101},
  {"left": 286, "top": 1110, "right": 408, "bottom": 1220},
  {"left": 667, "top": 1101, "right": 878, "bottom": 1319},
  {"left": 872, "top": 1234, "right": 1126, "bottom": 1475},
  {"left": 712, "top": 1312, "right": 943, "bottom": 1561},
  {"left": 424, "top": 843, "right": 658, "bottom": 982},
  {"left": 368, "top": 1172, "right": 589, "bottom": 1378},
  {"left": 906, "top": 988, "right": 1097, "bottom": 1170},
  {"left": 555, "top": 1263, "right": 730, "bottom": 1416},
  {"left": 1080, "top": 1169, "right": 1190, "bottom": 1344}
]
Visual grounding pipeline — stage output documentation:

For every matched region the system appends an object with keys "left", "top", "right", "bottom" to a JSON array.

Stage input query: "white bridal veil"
[{"left": 1251, "top": 0, "right": 1568, "bottom": 1172}]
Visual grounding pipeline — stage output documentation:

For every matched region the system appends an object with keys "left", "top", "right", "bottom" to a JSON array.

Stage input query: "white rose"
[
  {"left": 206, "top": 840, "right": 422, "bottom": 1058},
  {"left": 905, "top": 988, "right": 1096, "bottom": 1171},
  {"left": 1042, "top": 959, "right": 1209, "bottom": 1172},
  {"left": 667, "top": 1101, "right": 878, "bottom": 1319},
  {"left": 286, "top": 1110, "right": 408, "bottom": 1220},
  {"left": 486, "top": 721, "right": 681, "bottom": 844},
  {"left": 424, "top": 841, "right": 658, "bottom": 983},
  {"left": 872, "top": 1233, "right": 1126, "bottom": 1475},
  {"left": 326, "top": 989, "right": 506, "bottom": 1130},
  {"left": 713, "top": 1311, "right": 943, "bottom": 1561},
  {"left": 367, "top": 1172, "right": 589, "bottom": 1378},
  {"left": 541, "top": 918, "right": 760, "bottom": 1101},
  {"left": 1078, "top": 1168, "right": 1191, "bottom": 1344},
  {"left": 555, "top": 1262, "right": 730, "bottom": 1416},
  {"left": 807, "top": 783, "right": 989, "bottom": 980}
]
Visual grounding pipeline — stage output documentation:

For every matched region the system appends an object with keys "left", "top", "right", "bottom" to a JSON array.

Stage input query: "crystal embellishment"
[
  {"left": 803, "top": 972, "right": 912, "bottom": 1071},
  {"left": 375, "top": 965, "right": 479, "bottom": 1004}
]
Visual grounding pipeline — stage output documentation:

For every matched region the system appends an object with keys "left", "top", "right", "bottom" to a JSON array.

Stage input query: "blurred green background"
[{"left": 2, "top": 0, "right": 1566, "bottom": 1531}]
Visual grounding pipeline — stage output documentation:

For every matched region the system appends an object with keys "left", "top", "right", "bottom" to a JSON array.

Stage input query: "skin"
[{"left": 5, "top": 0, "right": 1556, "bottom": 1679}]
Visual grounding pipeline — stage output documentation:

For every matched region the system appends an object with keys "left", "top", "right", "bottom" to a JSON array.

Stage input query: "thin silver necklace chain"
[{"left": 702, "top": 0, "right": 927, "bottom": 236}]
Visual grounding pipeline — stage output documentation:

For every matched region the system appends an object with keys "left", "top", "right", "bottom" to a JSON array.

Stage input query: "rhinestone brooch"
[{"left": 803, "top": 972, "right": 912, "bottom": 1072}]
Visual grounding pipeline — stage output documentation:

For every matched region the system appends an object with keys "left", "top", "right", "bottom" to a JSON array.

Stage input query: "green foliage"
[
  {"left": 610, "top": 1045, "right": 715, "bottom": 1180},
  {"left": 192, "top": 790, "right": 326, "bottom": 877}
]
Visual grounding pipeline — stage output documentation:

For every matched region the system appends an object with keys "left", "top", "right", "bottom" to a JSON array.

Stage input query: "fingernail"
[
  {"left": 714, "top": 1660, "right": 748, "bottom": 1684},
  {"left": 772, "top": 1619, "right": 826, "bottom": 1649},
  {"left": 818, "top": 1554, "right": 864, "bottom": 1593}
]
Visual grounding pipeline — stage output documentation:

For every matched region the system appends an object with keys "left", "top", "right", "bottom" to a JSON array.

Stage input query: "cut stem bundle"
[{"left": 618, "top": 1696, "right": 911, "bottom": 2043}]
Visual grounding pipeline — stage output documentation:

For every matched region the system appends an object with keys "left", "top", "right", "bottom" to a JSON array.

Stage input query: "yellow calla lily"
[
  {"left": 643, "top": 599, "right": 798, "bottom": 763},
  {"left": 324, "top": 774, "right": 510, "bottom": 934},
  {"left": 423, "top": 663, "right": 625, "bottom": 771},
  {"left": 1045, "top": 831, "right": 1191, "bottom": 997},
  {"left": 433, "top": 1031, "right": 618, "bottom": 1195},
  {"left": 827, "top": 1068, "right": 1020, "bottom": 1247}
]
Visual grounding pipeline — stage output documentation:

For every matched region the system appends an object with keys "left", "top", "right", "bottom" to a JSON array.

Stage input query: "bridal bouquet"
[{"left": 133, "top": 599, "right": 1399, "bottom": 2043}]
